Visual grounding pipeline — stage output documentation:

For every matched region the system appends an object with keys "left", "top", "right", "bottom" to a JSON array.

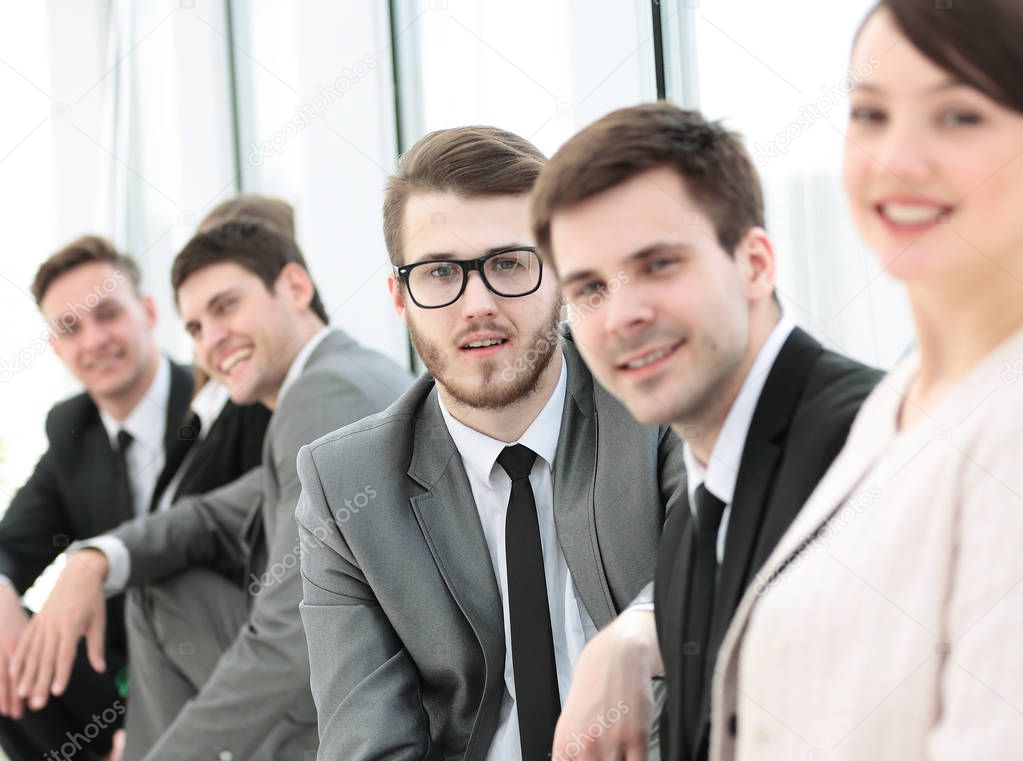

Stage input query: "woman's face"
[{"left": 844, "top": 9, "right": 1023, "bottom": 286}]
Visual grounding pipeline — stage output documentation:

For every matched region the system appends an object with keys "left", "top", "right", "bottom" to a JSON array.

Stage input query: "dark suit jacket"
[
  {"left": 296, "top": 336, "right": 686, "bottom": 760},
  {"left": 654, "top": 327, "right": 882, "bottom": 761},
  {"left": 0, "top": 361, "right": 269, "bottom": 656}
]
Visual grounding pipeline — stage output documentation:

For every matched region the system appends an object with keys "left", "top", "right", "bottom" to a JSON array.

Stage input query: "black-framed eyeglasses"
[{"left": 394, "top": 246, "right": 543, "bottom": 309}]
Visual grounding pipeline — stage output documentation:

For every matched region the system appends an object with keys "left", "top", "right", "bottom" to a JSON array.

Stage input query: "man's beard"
[{"left": 408, "top": 301, "right": 563, "bottom": 411}]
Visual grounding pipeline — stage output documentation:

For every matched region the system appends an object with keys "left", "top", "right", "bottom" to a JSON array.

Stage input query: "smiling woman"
[{"left": 712, "top": 2, "right": 1023, "bottom": 759}]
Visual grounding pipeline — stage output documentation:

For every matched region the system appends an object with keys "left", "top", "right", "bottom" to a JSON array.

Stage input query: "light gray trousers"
[{"left": 122, "top": 568, "right": 317, "bottom": 761}]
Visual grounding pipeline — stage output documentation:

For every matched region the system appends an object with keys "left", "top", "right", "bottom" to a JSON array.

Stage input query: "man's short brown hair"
[
  {"left": 199, "top": 194, "right": 296, "bottom": 238},
  {"left": 172, "top": 218, "right": 329, "bottom": 324},
  {"left": 31, "top": 235, "right": 142, "bottom": 306},
  {"left": 531, "top": 103, "right": 765, "bottom": 264},
  {"left": 382, "top": 126, "right": 546, "bottom": 266}
]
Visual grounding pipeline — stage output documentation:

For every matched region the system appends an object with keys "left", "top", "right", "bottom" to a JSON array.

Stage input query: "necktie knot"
[
  {"left": 693, "top": 484, "right": 726, "bottom": 535},
  {"left": 497, "top": 444, "right": 537, "bottom": 482},
  {"left": 117, "top": 429, "right": 134, "bottom": 453}
]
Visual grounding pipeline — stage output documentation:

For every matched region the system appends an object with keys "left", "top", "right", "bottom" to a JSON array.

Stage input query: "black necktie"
[
  {"left": 498, "top": 444, "right": 559, "bottom": 761},
  {"left": 114, "top": 429, "right": 135, "bottom": 523},
  {"left": 682, "top": 483, "right": 727, "bottom": 752}
]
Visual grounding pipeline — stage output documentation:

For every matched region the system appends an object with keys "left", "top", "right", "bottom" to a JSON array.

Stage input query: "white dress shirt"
[
  {"left": 682, "top": 318, "right": 794, "bottom": 563},
  {"left": 89, "top": 328, "right": 331, "bottom": 595},
  {"left": 437, "top": 352, "right": 599, "bottom": 761},
  {"left": 98, "top": 356, "right": 172, "bottom": 518}
]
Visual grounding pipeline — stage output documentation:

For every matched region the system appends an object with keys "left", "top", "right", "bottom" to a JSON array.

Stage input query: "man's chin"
[
  {"left": 227, "top": 386, "right": 259, "bottom": 406},
  {"left": 89, "top": 375, "right": 138, "bottom": 402}
]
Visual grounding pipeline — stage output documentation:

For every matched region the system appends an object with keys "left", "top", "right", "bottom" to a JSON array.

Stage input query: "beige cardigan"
[{"left": 711, "top": 326, "right": 1023, "bottom": 761}]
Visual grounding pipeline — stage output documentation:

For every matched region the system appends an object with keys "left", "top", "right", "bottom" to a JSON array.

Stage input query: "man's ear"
[
  {"left": 275, "top": 262, "right": 315, "bottom": 312},
  {"left": 734, "top": 226, "right": 776, "bottom": 302},
  {"left": 387, "top": 272, "right": 408, "bottom": 324},
  {"left": 141, "top": 295, "right": 158, "bottom": 329}
]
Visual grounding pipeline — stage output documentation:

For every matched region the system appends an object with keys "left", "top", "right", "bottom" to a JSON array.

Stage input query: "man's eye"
[
  {"left": 648, "top": 257, "right": 678, "bottom": 273},
  {"left": 427, "top": 265, "right": 457, "bottom": 279},
  {"left": 493, "top": 257, "right": 522, "bottom": 271},
  {"left": 850, "top": 106, "right": 885, "bottom": 124},
  {"left": 573, "top": 282, "right": 605, "bottom": 299}
]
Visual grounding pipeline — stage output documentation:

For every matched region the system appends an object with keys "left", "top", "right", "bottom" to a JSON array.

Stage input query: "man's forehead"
[
  {"left": 403, "top": 192, "right": 532, "bottom": 261},
  {"left": 177, "top": 261, "right": 255, "bottom": 305},
  {"left": 41, "top": 263, "right": 133, "bottom": 313}
]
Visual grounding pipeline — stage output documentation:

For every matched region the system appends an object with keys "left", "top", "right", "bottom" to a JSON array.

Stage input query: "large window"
[
  {"left": 393, "top": 0, "right": 659, "bottom": 156},
  {"left": 228, "top": 0, "right": 409, "bottom": 364}
]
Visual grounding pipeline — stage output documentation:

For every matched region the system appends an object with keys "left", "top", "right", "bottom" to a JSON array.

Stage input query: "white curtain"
[{"left": 96, "top": 0, "right": 238, "bottom": 360}]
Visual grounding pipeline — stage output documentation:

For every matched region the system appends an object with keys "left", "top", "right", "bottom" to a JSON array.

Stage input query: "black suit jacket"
[
  {"left": 0, "top": 361, "right": 269, "bottom": 657},
  {"left": 655, "top": 327, "right": 882, "bottom": 761}
]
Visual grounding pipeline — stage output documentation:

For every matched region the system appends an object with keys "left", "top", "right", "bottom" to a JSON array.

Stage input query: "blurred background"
[{"left": 0, "top": 0, "right": 912, "bottom": 514}]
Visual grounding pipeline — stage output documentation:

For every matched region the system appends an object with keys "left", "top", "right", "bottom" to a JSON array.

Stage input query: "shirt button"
[{"left": 218, "top": 752, "right": 233, "bottom": 761}]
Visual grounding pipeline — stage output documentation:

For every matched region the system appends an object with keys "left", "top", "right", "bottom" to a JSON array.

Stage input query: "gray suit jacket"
[
  {"left": 108, "top": 329, "right": 413, "bottom": 760},
  {"left": 296, "top": 336, "right": 685, "bottom": 760}
]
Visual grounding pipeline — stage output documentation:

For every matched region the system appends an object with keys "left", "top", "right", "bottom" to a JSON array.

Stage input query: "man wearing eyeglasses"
[{"left": 295, "top": 126, "right": 684, "bottom": 761}]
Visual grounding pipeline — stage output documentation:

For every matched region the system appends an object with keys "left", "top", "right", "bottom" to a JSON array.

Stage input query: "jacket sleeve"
[
  {"left": 0, "top": 423, "right": 72, "bottom": 593},
  {"left": 657, "top": 426, "right": 687, "bottom": 522},
  {"left": 141, "top": 371, "right": 411, "bottom": 761},
  {"left": 108, "top": 465, "right": 263, "bottom": 586},
  {"left": 296, "top": 444, "right": 437, "bottom": 761}
]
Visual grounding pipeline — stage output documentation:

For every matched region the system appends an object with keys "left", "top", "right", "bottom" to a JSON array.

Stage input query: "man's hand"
[
  {"left": 0, "top": 582, "right": 29, "bottom": 718},
  {"left": 102, "top": 729, "right": 126, "bottom": 761},
  {"left": 9, "top": 549, "right": 109, "bottom": 711},
  {"left": 552, "top": 609, "right": 662, "bottom": 761}
]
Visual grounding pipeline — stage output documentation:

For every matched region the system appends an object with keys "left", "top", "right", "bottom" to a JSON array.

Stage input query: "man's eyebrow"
[
  {"left": 204, "top": 288, "right": 240, "bottom": 311},
  {"left": 559, "top": 243, "right": 692, "bottom": 286},
  {"left": 183, "top": 288, "right": 240, "bottom": 333},
  {"left": 407, "top": 243, "right": 531, "bottom": 264}
]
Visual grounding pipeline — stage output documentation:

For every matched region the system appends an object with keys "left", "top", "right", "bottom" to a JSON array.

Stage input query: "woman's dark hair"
[{"left": 857, "top": 0, "right": 1023, "bottom": 114}]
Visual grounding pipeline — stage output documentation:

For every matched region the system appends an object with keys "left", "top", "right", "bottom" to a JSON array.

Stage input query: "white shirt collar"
[
  {"left": 99, "top": 355, "right": 171, "bottom": 451},
  {"left": 189, "top": 379, "right": 232, "bottom": 436},
  {"left": 438, "top": 351, "right": 567, "bottom": 483},
  {"left": 277, "top": 325, "right": 331, "bottom": 407},
  {"left": 683, "top": 317, "right": 795, "bottom": 506}
]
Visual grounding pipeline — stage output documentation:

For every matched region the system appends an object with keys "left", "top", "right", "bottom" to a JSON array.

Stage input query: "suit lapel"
[
  {"left": 149, "top": 361, "right": 196, "bottom": 511},
  {"left": 712, "top": 328, "right": 822, "bottom": 632},
  {"left": 552, "top": 342, "right": 617, "bottom": 628},
  {"left": 697, "top": 328, "right": 823, "bottom": 748},
  {"left": 408, "top": 386, "right": 505, "bottom": 674}
]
